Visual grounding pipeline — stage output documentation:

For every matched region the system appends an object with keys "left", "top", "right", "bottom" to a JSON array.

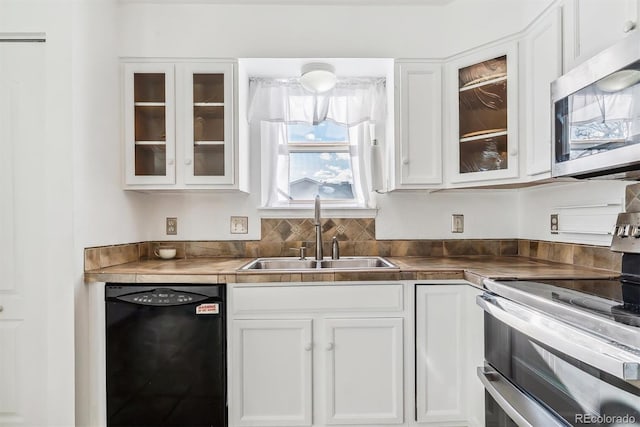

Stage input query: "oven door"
[{"left": 478, "top": 293, "right": 640, "bottom": 427}]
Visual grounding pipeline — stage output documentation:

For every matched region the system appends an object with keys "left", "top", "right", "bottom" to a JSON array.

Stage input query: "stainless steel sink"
[
  {"left": 239, "top": 256, "right": 397, "bottom": 271},
  {"left": 318, "top": 257, "right": 396, "bottom": 269},
  {"left": 241, "top": 258, "right": 317, "bottom": 270}
]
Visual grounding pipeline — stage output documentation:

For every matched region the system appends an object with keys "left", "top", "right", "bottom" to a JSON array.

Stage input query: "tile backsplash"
[
  {"left": 85, "top": 219, "right": 622, "bottom": 273},
  {"left": 625, "top": 182, "right": 640, "bottom": 212},
  {"left": 519, "top": 239, "right": 621, "bottom": 272}
]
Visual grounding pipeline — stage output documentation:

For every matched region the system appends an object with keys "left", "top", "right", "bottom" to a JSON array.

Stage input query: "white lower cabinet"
[
  {"left": 231, "top": 319, "right": 313, "bottom": 426},
  {"left": 324, "top": 318, "right": 404, "bottom": 425},
  {"left": 229, "top": 284, "right": 406, "bottom": 427},
  {"left": 230, "top": 282, "right": 484, "bottom": 427},
  {"left": 415, "top": 285, "right": 484, "bottom": 427}
]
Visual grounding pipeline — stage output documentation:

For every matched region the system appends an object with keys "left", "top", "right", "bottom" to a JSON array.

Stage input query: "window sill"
[{"left": 258, "top": 206, "right": 378, "bottom": 219}]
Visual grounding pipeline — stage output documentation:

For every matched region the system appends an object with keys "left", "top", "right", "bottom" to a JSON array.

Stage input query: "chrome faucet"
[{"left": 314, "top": 195, "right": 323, "bottom": 261}]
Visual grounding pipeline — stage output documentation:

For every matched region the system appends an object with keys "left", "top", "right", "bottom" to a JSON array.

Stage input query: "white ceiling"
[{"left": 124, "top": 0, "right": 454, "bottom": 5}]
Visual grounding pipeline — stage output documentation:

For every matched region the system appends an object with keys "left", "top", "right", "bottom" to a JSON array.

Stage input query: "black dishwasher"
[{"left": 105, "top": 284, "right": 226, "bottom": 427}]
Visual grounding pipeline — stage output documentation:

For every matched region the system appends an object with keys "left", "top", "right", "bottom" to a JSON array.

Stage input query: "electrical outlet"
[
  {"left": 550, "top": 214, "right": 559, "bottom": 234},
  {"left": 230, "top": 216, "right": 248, "bottom": 234},
  {"left": 451, "top": 214, "right": 464, "bottom": 233},
  {"left": 166, "top": 217, "right": 177, "bottom": 235}
]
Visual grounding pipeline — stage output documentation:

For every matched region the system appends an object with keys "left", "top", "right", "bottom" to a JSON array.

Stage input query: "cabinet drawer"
[{"left": 231, "top": 284, "right": 404, "bottom": 315}]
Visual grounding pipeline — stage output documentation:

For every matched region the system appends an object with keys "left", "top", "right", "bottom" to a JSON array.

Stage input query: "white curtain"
[
  {"left": 259, "top": 121, "right": 290, "bottom": 206},
  {"left": 249, "top": 78, "right": 387, "bottom": 207},
  {"left": 248, "top": 78, "right": 386, "bottom": 125}
]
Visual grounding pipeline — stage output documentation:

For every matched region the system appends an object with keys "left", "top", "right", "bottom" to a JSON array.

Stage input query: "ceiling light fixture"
[{"left": 300, "top": 62, "right": 337, "bottom": 93}]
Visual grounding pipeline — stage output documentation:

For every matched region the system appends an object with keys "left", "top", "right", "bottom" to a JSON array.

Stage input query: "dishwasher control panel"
[{"left": 117, "top": 289, "right": 207, "bottom": 306}]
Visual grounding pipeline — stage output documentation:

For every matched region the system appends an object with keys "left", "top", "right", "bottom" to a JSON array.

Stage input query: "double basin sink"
[{"left": 240, "top": 256, "right": 397, "bottom": 271}]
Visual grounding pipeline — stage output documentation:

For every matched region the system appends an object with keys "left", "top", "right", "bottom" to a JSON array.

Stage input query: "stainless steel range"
[{"left": 477, "top": 211, "right": 640, "bottom": 426}]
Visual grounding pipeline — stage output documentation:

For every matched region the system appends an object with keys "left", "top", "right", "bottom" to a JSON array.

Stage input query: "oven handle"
[
  {"left": 477, "top": 366, "right": 569, "bottom": 427},
  {"left": 477, "top": 293, "right": 640, "bottom": 382}
]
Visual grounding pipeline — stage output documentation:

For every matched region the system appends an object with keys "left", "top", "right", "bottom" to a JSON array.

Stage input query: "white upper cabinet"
[
  {"left": 182, "top": 63, "right": 234, "bottom": 185},
  {"left": 123, "top": 62, "right": 177, "bottom": 186},
  {"left": 123, "top": 60, "right": 242, "bottom": 190},
  {"left": 392, "top": 61, "right": 443, "bottom": 189},
  {"left": 563, "top": 0, "right": 639, "bottom": 70},
  {"left": 446, "top": 42, "right": 519, "bottom": 185},
  {"left": 524, "top": 6, "right": 563, "bottom": 177}
]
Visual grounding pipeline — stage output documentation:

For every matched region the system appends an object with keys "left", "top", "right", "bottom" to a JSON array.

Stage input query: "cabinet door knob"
[
  {"left": 326, "top": 342, "right": 334, "bottom": 351},
  {"left": 402, "top": 158, "right": 409, "bottom": 165},
  {"left": 304, "top": 343, "right": 312, "bottom": 351},
  {"left": 509, "top": 149, "right": 518, "bottom": 157},
  {"left": 0, "top": 305, "right": 3, "bottom": 313},
  {"left": 168, "top": 159, "right": 175, "bottom": 165},
  {"left": 185, "top": 159, "right": 192, "bottom": 165}
]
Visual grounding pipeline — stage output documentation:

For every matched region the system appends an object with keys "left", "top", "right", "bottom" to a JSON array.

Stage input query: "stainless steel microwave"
[{"left": 552, "top": 30, "right": 640, "bottom": 179}]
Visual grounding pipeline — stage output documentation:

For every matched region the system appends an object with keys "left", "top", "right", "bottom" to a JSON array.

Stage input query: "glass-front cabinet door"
[
  {"left": 182, "top": 63, "right": 234, "bottom": 185},
  {"left": 448, "top": 43, "right": 519, "bottom": 184},
  {"left": 123, "top": 63, "right": 176, "bottom": 185}
]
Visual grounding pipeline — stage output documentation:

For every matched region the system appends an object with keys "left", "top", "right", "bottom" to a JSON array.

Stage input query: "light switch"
[
  {"left": 230, "top": 216, "right": 248, "bottom": 234},
  {"left": 451, "top": 214, "right": 464, "bottom": 233}
]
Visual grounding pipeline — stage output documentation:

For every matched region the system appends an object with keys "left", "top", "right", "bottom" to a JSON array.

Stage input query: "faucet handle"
[{"left": 290, "top": 246, "right": 307, "bottom": 260}]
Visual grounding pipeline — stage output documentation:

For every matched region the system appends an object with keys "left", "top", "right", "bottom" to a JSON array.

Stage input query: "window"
[
  {"left": 286, "top": 121, "right": 355, "bottom": 201},
  {"left": 247, "top": 74, "right": 387, "bottom": 209}
]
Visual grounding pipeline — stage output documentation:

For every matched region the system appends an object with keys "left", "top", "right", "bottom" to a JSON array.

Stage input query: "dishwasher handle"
[
  {"left": 478, "top": 366, "right": 569, "bottom": 427},
  {"left": 477, "top": 293, "right": 640, "bottom": 382}
]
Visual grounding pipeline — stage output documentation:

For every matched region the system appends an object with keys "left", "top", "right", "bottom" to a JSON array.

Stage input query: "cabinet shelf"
[
  {"left": 194, "top": 140, "right": 225, "bottom": 145},
  {"left": 134, "top": 102, "right": 166, "bottom": 107},
  {"left": 194, "top": 102, "right": 224, "bottom": 107},
  {"left": 135, "top": 140, "right": 166, "bottom": 145},
  {"left": 459, "top": 74, "right": 507, "bottom": 92},
  {"left": 460, "top": 129, "right": 508, "bottom": 143}
]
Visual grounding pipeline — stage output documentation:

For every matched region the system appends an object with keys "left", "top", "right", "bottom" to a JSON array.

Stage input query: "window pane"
[
  {"left": 287, "top": 121, "right": 349, "bottom": 143},
  {"left": 289, "top": 152, "right": 354, "bottom": 200}
]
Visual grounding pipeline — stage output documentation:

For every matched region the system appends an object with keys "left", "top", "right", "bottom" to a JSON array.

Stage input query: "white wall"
[
  {"left": 118, "top": 0, "right": 549, "bottom": 59},
  {"left": 71, "top": 0, "right": 150, "bottom": 425},
  {"left": 376, "top": 190, "right": 519, "bottom": 239},
  {"left": 517, "top": 180, "right": 629, "bottom": 246}
]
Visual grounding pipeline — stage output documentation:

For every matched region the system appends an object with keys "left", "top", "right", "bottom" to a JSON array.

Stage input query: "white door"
[
  {"left": 393, "top": 61, "right": 443, "bottom": 189},
  {"left": 123, "top": 62, "right": 176, "bottom": 186},
  {"left": 415, "top": 285, "right": 485, "bottom": 425},
  {"left": 324, "top": 318, "right": 404, "bottom": 425},
  {"left": 0, "top": 40, "right": 48, "bottom": 427},
  {"left": 525, "top": 7, "right": 562, "bottom": 177},
  {"left": 415, "top": 286, "right": 465, "bottom": 424},
  {"left": 446, "top": 42, "right": 520, "bottom": 185},
  {"left": 564, "top": 0, "right": 639, "bottom": 70},
  {"left": 231, "top": 319, "right": 313, "bottom": 427},
  {"left": 181, "top": 62, "right": 234, "bottom": 186}
]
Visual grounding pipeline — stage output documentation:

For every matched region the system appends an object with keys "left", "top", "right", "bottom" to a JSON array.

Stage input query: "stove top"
[
  {"left": 493, "top": 278, "right": 640, "bottom": 326},
  {"left": 484, "top": 278, "right": 640, "bottom": 350}
]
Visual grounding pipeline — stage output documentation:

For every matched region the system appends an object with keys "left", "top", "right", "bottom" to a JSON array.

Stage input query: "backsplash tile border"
[
  {"left": 521, "top": 239, "right": 621, "bottom": 272},
  {"left": 85, "top": 220, "right": 621, "bottom": 273},
  {"left": 86, "top": 239, "right": 621, "bottom": 273}
]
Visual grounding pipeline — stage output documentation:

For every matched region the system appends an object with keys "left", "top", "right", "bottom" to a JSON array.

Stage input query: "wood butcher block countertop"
[{"left": 84, "top": 255, "right": 620, "bottom": 285}]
